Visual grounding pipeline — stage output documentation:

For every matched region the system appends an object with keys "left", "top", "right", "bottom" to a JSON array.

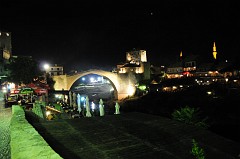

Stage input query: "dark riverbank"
[{"left": 107, "top": 84, "right": 240, "bottom": 143}]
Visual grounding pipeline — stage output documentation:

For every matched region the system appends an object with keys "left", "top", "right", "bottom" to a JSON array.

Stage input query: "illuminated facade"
[
  {"left": 117, "top": 49, "right": 150, "bottom": 80},
  {"left": 164, "top": 42, "right": 238, "bottom": 86},
  {"left": 165, "top": 43, "right": 225, "bottom": 80},
  {"left": 126, "top": 49, "right": 147, "bottom": 64},
  {"left": 118, "top": 63, "right": 144, "bottom": 74},
  {"left": 46, "top": 64, "right": 64, "bottom": 76},
  {"left": 166, "top": 62, "right": 183, "bottom": 79}
]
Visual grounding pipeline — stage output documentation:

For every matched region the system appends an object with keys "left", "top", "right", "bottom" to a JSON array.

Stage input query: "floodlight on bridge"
[
  {"left": 81, "top": 96, "right": 86, "bottom": 101},
  {"left": 127, "top": 84, "right": 135, "bottom": 96}
]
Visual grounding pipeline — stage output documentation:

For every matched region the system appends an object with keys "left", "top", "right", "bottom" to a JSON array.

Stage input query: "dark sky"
[{"left": 1, "top": 0, "right": 240, "bottom": 72}]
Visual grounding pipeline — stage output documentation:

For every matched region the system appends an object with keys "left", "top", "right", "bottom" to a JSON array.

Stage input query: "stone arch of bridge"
[
  {"left": 67, "top": 70, "right": 119, "bottom": 100},
  {"left": 53, "top": 69, "right": 136, "bottom": 100}
]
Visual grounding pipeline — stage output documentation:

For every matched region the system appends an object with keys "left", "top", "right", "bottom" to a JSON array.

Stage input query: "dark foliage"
[{"left": 6, "top": 56, "right": 42, "bottom": 85}]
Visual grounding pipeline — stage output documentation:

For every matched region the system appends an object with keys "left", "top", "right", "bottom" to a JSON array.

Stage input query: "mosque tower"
[
  {"left": 213, "top": 41, "right": 217, "bottom": 60},
  {"left": 180, "top": 51, "right": 183, "bottom": 60}
]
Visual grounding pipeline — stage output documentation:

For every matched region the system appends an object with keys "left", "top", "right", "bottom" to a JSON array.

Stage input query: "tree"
[{"left": 6, "top": 56, "right": 42, "bottom": 85}]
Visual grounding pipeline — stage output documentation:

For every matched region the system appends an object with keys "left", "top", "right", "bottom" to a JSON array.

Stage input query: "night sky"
[{"left": 1, "top": 1, "right": 240, "bottom": 72}]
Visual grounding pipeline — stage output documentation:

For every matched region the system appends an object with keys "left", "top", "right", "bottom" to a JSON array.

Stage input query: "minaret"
[
  {"left": 180, "top": 51, "right": 184, "bottom": 67},
  {"left": 180, "top": 51, "right": 183, "bottom": 60},
  {"left": 213, "top": 41, "right": 217, "bottom": 60}
]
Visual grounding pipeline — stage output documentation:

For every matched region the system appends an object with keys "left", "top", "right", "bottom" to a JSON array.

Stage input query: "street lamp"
[
  {"left": 42, "top": 63, "right": 50, "bottom": 83},
  {"left": 43, "top": 63, "right": 50, "bottom": 71},
  {"left": 43, "top": 63, "right": 50, "bottom": 105}
]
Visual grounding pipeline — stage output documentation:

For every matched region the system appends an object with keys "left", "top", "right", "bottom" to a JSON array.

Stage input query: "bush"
[
  {"left": 172, "top": 106, "right": 208, "bottom": 129},
  {"left": 191, "top": 139, "right": 205, "bottom": 159}
]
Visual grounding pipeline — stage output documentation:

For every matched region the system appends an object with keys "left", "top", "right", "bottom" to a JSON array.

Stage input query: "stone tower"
[{"left": 0, "top": 31, "right": 12, "bottom": 78}]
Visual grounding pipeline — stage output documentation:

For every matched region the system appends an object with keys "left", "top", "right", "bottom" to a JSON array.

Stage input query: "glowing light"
[
  {"left": 81, "top": 97, "right": 85, "bottom": 101},
  {"left": 9, "top": 83, "right": 15, "bottom": 89},
  {"left": 2, "top": 86, "right": 7, "bottom": 93},
  {"left": 110, "top": 88, "right": 114, "bottom": 92},
  {"left": 127, "top": 53, "right": 131, "bottom": 61},
  {"left": 213, "top": 42, "right": 217, "bottom": 60},
  {"left": 91, "top": 102, "right": 95, "bottom": 110},
  {"left": 119, "top": 68, "right": 126, "bottom": 73},
  {"left": 81, "top": 77, "right": 85, "bottom": 81},
  {"left": 55, "top": 94, "right": 62, "bottom": 99},
  {"left": 97, "top": 77, "right": 102, "bottom": 81},
  {"left": 90, "top": 77, "right": 94, "bottom": 82},
  {"left": 43, "top": 64, "right": 50, "bottom": 70},
  {"left": 127, "top": 85, "right": 135, "bottom": 96},
  {"left": 138, "top": 85, "right": 146, "bottom": 91},
  {"left": 207, "top": 91, "right": 212, "bottom": 95},
  {"left": 46, "top": 111, "right": 51, "bottom": 116}
]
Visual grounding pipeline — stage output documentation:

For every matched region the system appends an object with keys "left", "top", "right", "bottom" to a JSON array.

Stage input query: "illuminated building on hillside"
[
  {"left": 45, "top": 64, "right": 64, "bottom": 76},
  {"left": 116, "top": 49, "right": 150, "bottom": 80},
  {"left": 166, "top": 42, "right": 224, "bottom": 80},
  {"left": 126, "top": 49, "right": 147, "bottom": 64}
]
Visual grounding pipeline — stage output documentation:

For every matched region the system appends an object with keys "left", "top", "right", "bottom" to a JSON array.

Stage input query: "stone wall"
[{"left": 10, "top": 105, "right": 62, "bottom": 159}]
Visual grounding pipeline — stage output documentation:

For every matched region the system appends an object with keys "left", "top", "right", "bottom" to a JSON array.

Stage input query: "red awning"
[
  {"left": 182, "top": 71, "right": 190, "bottom": 75},
  {"left": 10, "top": 89, "right": 21, "bottom": 94},
  {"left": 26, "top": 83, "right": 48, "bottom": 95},
  {"left": 35, "top": 88, "right": 47, "bottom": 94}
]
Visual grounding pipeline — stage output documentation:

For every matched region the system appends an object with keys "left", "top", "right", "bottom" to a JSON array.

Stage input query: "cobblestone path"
[{"left": 0, "top": 92, "right": 12, "bottom": 159}]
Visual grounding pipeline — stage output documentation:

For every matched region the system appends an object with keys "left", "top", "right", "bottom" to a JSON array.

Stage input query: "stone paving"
[
  {"left": 28, "top": 111, "right": 240, "bottom": 159},
  {"left": 0, "top": 92, "right": 12, "bottom": 159}
]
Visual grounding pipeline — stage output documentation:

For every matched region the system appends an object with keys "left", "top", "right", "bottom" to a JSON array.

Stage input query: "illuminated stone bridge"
[{"left": 52, "top": 69, "right": 137, "bottom": 100}]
